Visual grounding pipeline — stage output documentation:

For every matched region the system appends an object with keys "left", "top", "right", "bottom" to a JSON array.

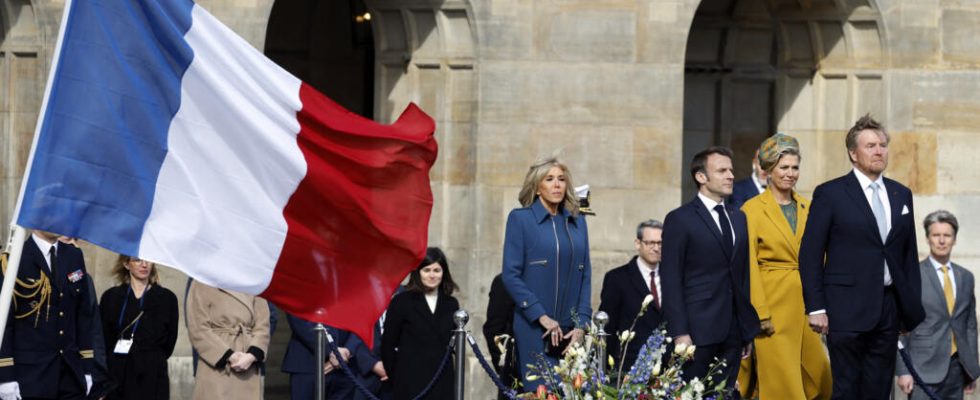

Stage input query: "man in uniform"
[{"left": 0, "top": 230, "right": 94, "bottom": 400}]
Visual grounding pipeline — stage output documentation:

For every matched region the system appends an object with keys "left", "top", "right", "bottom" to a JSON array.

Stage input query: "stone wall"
[{"left": 3, "top": 0, "right": 980, "bottom": 398}]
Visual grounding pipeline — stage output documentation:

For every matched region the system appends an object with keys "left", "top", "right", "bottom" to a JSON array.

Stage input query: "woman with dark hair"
[
  {"left": 381, "top": 247, "right": 460, "bottom": 400},
  {"left": 98, "top": 255, "right": 179, "bottom": 400},
  {"left": 502, "top": 157, "right": 592, "bottom": 389}
]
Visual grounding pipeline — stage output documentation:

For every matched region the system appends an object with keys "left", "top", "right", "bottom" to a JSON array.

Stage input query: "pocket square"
[{"left": 901, "top": 205, "right": 910, "bottom": 215}]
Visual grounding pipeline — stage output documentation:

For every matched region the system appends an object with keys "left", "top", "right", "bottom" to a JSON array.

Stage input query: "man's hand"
[
  {"left": 965, "top": 380, "right": 976, "bottom": 394},
  {"left": 372, "top": 361, "right": 388, "bottom": 381},
  {"left": 897, "top": 375, "right": 914, "bottom": 394},
  {"left": 0, "top": 381, "right": 20, "bottom": 400},
  {"left": 674, "top": 334, "right": 693, "bottom": 347},
  {"left": 229, "top": 352, "right": 256, "bottom": 372},
  {"left": 323, "top": 347, "right": 351, "bottom": 375},
  {"left": 808, "top": 313, "right": 829, "bottom": 334}
]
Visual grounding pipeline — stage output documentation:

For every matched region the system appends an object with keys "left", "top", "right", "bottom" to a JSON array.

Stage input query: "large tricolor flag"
[{"left": 12, "top": 0, "right": 437, "bottom": 344}]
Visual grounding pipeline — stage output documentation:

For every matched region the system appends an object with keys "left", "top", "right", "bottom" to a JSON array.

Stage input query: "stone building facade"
[{"left": 1, "top": 0, "right": 979, "bottom": 398}]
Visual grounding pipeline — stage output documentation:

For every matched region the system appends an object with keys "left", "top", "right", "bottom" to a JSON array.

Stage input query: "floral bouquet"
[{"left": 520, "top": 295, "right": 729, "bottom": 400}]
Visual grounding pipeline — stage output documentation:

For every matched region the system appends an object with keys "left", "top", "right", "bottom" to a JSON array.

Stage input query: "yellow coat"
[{"left": 737, "top": 189, "right": 832, "bottom": 399}]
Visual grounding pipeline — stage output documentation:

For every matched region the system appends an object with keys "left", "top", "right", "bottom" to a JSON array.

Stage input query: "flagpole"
[{"left": 0, "top": 0, "right": 75, "bottom": 350}]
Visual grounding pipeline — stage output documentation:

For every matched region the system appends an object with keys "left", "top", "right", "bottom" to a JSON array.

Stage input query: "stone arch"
[{"left": 681, "top": 0, "right": 887, "bottom": 196}]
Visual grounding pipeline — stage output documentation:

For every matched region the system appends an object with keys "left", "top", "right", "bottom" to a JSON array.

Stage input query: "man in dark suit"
[
  {"left": 282, "top": 314, "right": 355, "bottom": 400},
  {"left": 599, "top": 219, "right": 667, "bottom": 372},
  {"left": 0, "top": 230, "right": 95, "bottom": 400},
  {"left": 799, "top": 115, "right": 925, "bottom": 399},
  {"left": 661, "top": 147, "right": 760, "bottom": 395},
  {"left": 897, "top": 210, "right": 979, "bottom": 399},
  {"left": 729, "top": 149, "right": 767, "bottom": 207}
]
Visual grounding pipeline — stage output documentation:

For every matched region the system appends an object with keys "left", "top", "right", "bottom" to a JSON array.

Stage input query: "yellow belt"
[{"left": 758, "top": 262, "right": 798, "bottom": 271}]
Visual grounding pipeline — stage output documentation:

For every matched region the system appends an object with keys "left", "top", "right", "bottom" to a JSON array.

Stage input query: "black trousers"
[
  {"left": 23, "top": 360, "right": 85, "bottom": 400},
  {"left": 684, "top": 318, "right": 743, "bottom": 399},
  {"left": 909, "top": 355, "right": 967, "bottom": 400},
  {"left": 827, "top": 287, "right": 899, "bottom": 400}
]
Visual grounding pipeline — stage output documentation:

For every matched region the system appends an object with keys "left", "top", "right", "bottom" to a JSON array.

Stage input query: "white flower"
[
  {"left": 674, "top": 342, "right": 689, "bottom": 355},
  {"left": 641, "top": 294, "right": 654, "bottom": 309},
  {"left": 681, "top": 391, "right": 694, "bottom": 400},
  {"left": 652, "top": 362, "right": 661, "bottom": 376},
  {"left": 691, "top": 377, "right": 705, "bottom": 394},
  {"left": 685, "top": 344, "right": 697, "bottom": 357},
  {"left": 526, "top": 374, "right": 540, "bottom": 382},
  {"left": 619, "top": 330, "right": 633, "bottom": 343}
]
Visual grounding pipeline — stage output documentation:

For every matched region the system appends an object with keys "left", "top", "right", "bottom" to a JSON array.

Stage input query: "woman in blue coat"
[{"left": 501, "top": 158, "right": 592, "bottom": 389}]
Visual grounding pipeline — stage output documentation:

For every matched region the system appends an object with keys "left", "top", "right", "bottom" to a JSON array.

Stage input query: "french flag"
[{"left": 14, "top": 0, "right": 437, "bottom": 344}]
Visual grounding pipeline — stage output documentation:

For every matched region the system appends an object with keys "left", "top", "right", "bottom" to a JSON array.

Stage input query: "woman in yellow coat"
[{"left": 738, "top": 133, "right": 832, "bottom": 399}]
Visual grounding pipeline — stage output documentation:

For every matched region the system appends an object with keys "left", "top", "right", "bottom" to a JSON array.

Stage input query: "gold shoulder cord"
[{"left": 0, "top": 252, "right": 52, "bottom": 327}]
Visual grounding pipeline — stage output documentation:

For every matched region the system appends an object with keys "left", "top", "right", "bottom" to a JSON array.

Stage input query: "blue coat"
[
  {"left": 282, "top": 315, "right": 355, "bottom": 400},
  {"left": 729, "top": 177, "right": 762, "bottom": 208},
  {"left": 799, "top": 172, "right": 924, "bottom": 332},
  {"left": 501, "top": 200, "right": 592, "bottom": 384}
]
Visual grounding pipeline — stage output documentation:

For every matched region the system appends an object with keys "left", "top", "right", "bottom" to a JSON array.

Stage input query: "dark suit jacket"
[
  {"left": 381, "top": 290, "right": 458, "bottom": 400},
  {"left": 0, "top": 238, "right": 94, "bottom": 398},
  {"left": 482, "top": 274, "right": 516, "bottom": 382},
  {"left": 282, "top": 315, "right": 353, "bottom": 375},
  {"left": 799, "top": 172, "right": 925, "bottom": 332},
  {"left": 661, "top": 197, "right": 760, "bottom": 345},
  {"left": 598, "top": 256, "right": 666, "bottom": 369},
  {"left": 897, "top": 260, "right": 980, "bottom": 383},
  {"left": 730, "top": 177, "right": 762, "bottom": 208}
]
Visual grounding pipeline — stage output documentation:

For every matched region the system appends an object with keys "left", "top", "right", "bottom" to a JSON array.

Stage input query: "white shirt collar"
[
  {"left": 697, "top": 192, "right": 725, "bottom": 212},
  {"left": 751, "top": 171, "right": 766, "bottom": 192},
  {"left": 852, "top": 168, "right": 885, "bottom": 191},
  {"left": 929, "top": 255, "right": 952, "bottom": 271},
  {"left": 31, "top": 233, "right": 57, "bottom": 256},
  {"left": 636, "top": 256, "right": 657, "bottom": 276}
]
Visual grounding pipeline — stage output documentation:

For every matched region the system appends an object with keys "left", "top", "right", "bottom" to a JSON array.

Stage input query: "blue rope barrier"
[
  {"left": 465, "top": 333, "right": 519, "bottom": 400},
  {"left": 325, "top": 332, "right": 455, "bottom": 400},
  {"left": 898, "top": 346, "right": 941, "bottom": 400}
]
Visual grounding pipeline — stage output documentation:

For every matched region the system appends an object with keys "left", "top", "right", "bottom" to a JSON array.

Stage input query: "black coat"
[
  {"left": 99, "top": 284, "right": 178, "bottom": 400},
  {"left": 482, "top": 274, "right": 517, "bottom": 399},
  {"left": 598, "top": 257, "right": 667, "bottom": 370},
  {"left": 0, "top": 238, "right": 95, "bottom": 398},
  {"left": 381, "top": 290, "right": 458, "bottom": 400}
]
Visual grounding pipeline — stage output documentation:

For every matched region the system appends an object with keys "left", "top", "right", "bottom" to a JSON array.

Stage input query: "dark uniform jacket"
[{"left": 0, "top": 237, "right": 94, "bottom": 398}]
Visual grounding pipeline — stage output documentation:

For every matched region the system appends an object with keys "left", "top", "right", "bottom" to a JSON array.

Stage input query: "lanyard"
[{"left": 118, "top": 284, "right": 150, "bottom": 337}]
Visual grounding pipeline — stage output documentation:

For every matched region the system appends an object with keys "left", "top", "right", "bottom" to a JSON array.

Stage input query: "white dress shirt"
[
  {"left": 31, "top": 233, "right": 58, "bottom": 272},
  {"left": 852, "top": 168, "right": 892, "bottom": 286},
  {"left": 636, "top": 257, "right": 661, "bottom": 303},
  {"left": 752, "top": 171, "right": 766, "bottom": 194},
  {"left": 697, "top": 192, "right": 735, "bottom": 244},
  {"left": 929, "top": 256, "right": 957, "bottom": 298}
]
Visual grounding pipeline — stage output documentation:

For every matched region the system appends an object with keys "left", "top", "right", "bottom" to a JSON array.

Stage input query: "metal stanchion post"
[
  {"left": 594, "top": 311, "right": 609, "bottom": 374},
  {"left": 454, "top": 310, "right": 469, "bottom": 400},
  {"left": 314, "top": 323, "right": 327, "bottom": 400}
]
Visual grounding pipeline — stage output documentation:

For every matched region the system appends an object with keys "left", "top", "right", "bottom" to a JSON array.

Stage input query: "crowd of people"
[{"left": 0, "top": 114, "right": 975, "bottom": 400}]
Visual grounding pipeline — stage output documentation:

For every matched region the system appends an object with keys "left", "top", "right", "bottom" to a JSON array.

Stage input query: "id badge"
[{"left": 113, "top": 339, "right": 133, "bottom": 354}]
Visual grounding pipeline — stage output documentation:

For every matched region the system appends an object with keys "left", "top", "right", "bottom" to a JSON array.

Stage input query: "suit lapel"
[
  {"left": 759, "top": 190, "right": 798, "bottom": 258},
  {"left": 953, "top": 263, "right": 970, "bottom": 315},
  {"left": 885, "top": 182, "right": 903, "bottom": 244},
  {"left": 692, "top": 199, "right": 729, "bottom": 258},
  {"left": 921, "top": 261, "right": 945, "bottom": 308},
  {"left": 843, "top": 173, "right": 883, "bottom": 243},
  {"left": 727, "top": 203, "right": 743, "bottom": 262},
  {"left": 25, "top": 239, "right": 57, "bottom": 288},
  {"left": 628, "top": 258, "right": 651, "bottom": 296}
]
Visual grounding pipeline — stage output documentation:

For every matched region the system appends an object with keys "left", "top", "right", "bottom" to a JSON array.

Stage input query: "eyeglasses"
[{"left": 640, "top": 240, "right": 662, "bottom": 247}]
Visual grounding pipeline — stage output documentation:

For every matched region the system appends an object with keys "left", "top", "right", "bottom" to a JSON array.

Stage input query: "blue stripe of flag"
[{"left": 17, "top": 0, "right": 196, "bottom": 255}]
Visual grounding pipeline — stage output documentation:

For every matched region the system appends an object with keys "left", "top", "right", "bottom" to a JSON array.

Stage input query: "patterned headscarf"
[{"left": 758, "top": 133, "right": 800, "bottom": 171}]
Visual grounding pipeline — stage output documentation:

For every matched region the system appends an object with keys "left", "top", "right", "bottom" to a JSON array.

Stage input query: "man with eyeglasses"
[{"left": 599, "top": 219, "right": 667, "bottom": 373}]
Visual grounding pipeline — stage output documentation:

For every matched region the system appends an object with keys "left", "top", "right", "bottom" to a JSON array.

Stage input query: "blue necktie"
[{"left": 870, "top": 183, "right": 888, "bottom": 242}]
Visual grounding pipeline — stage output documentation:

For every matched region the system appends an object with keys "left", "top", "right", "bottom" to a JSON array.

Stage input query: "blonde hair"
[
  {"left": 517, "top": 158, "right": 580, "bottom": 216},
  {"left": 112, "top": 255, "right": 160, "bottom": 285}
]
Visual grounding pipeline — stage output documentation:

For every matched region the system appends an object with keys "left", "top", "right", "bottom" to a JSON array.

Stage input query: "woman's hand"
[
  {"left": 759, "top": 318, "right": 775, "bottom": 337},
  {"left": 538, "top": 315, "right": 563, "bottom": 347},
  {"left": 229, "top": 352, "right": 256, "bottom": 372},
  {"left": 562, "top": 328, "right": 585, "bottom": 354}
]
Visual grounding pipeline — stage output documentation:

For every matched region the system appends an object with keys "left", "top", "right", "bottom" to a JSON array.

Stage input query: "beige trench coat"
[{"left": 186, "top": 280, "right": 270, "bottom": 400}]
